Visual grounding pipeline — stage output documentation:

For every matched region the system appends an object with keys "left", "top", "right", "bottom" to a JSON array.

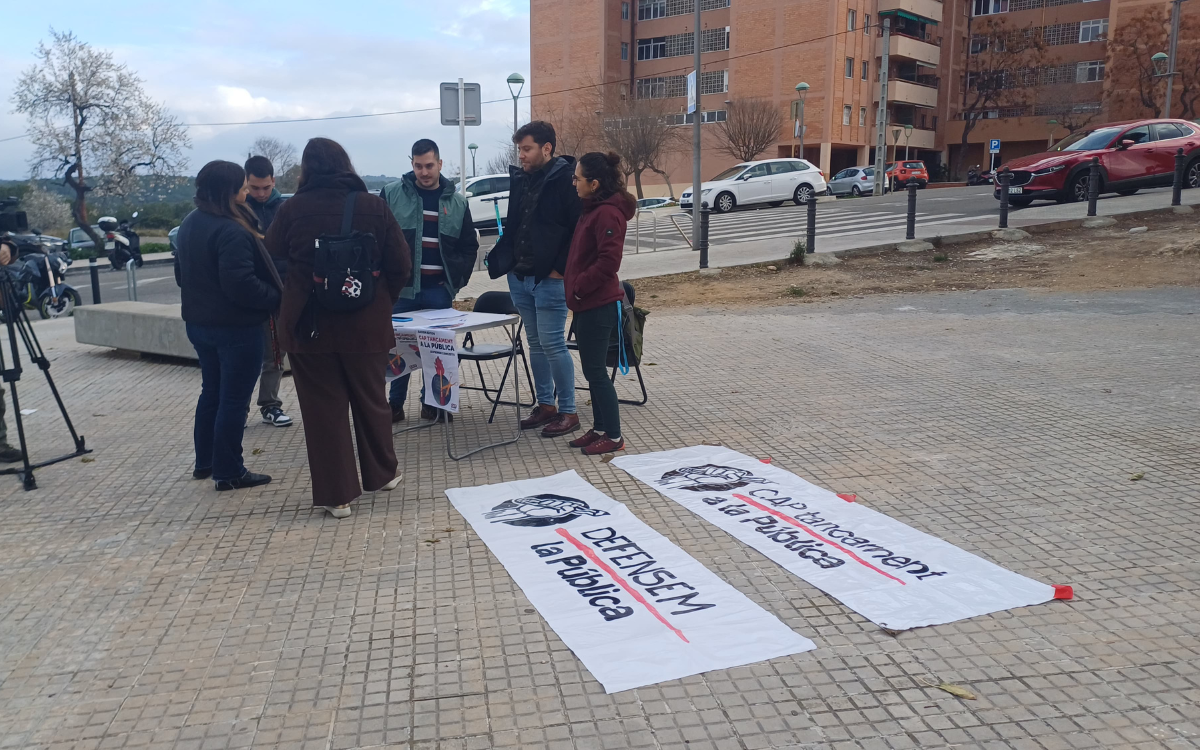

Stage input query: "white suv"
[
  {"left": 680, "top": 158, "right": 827, "bottom": 213},
  {"left": 463, "top": 173, "right": 511, "bottom": 231}
]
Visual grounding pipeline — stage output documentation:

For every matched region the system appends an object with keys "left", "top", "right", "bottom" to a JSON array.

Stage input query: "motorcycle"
[
  {"left": 99, "top": 212, "right": 143, "bottom": 270},
  {"left": 967, "top": 165, "right": 990, "bottom": 186},
  {"left": 4, "top": 233, "right": 83, "bottom": 319}
]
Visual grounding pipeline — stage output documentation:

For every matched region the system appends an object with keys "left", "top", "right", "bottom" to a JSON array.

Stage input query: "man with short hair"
[
  {"left": 380, "top": 139, "right": 479, "bottom": 422},
  {"left": 244, "top": 155, "right": 292, "bottom": 427},
  {"left": 486, "top": 121, "right": 581, "bottom": 438}
]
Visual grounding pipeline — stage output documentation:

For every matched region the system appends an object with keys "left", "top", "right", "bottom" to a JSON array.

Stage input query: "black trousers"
[{"left": 574, "top": 301, "right": 621, "bottom": 439}]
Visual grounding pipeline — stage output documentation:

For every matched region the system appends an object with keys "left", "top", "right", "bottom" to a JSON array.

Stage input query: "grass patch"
[
  {"left": 786, "top": 285, "right": 807, "bottom": 297},
  {"left": 933, "top": 254, "right": 949, "bottom": 263},
  {"left": 142, "top": 243, "right": 170, "bottom": 255},
  {"left": 790, "top": 239, "right": 807, "bottom": 264}
]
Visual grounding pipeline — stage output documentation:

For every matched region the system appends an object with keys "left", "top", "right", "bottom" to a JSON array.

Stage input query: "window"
[
  {"left": 973, "top": 0, "right": 1008, "bottom": 15},
  {"left": 668, "top": 109, "right": 728, "bottom": 125},
  {"left": 700, "top": 69, "right": 729, "bottom": 94},
  {"left": 970, "top": 35, "right": 989, "bottom": 54},
  {"left": 864, "top": 14, "right": 870, "bottom": 33},
  {"left": 701, "top": 27, "right": 730, "bottom": 53},
  {"left": 769, "top": 162, "right": 797, "bottom": 175},
  {"left": 636, "top": 75, "right": 687, "bottom": 99},
  {"left": 621, "top": 42, "right": 629, "bottom": 61},
  {"left": 845, "top": 57, "right": 854, "bottom": 78},
  {"left": 843, "top": 105, "right": 852, "bottom": 125},
  {"left": 1043, "top": 22, "right": 1081, "bottom": 46},
  {"left": 466, "top": 178, "right": 495, "bottom": 197},
  {"left": 862, "top": 61, "right": 869, "bottom": 80},
  {"left": 793, "top": 160, "right": 815, "bottom": 171},
  {"left": 859, "top": 106, "right": 867, "bottom": 126},
  {"left": 622, "top": 2, "right": 630, "bottom": 19},
  {"left": 637, "top": 37, "right": 666, "bottom": 60},
  {"left": 744, "top": 164, "right": 770, "bottom": 180},
  {"left": 848, "top": 9, "right": 856, "bottom": 30},
  {"left": 1079, "top": 18, "right": 1108, "bottom": 42},
  {"left": 1075, "top": 60, "right": 1104, "bottom": 83},
  {"left": 638, "top": 0, "right": 665, "bottom": 20},
  {"left": 1154, "top": 123, "right": 1188, "bottom": 141},
  {"left": 1121, "top": 126, "right": 1151, "bottom": 145}
]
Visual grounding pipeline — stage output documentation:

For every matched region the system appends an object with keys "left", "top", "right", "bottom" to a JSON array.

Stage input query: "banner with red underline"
[
  {"left": 445, "top": 470, "right": 815, "bottom": 693},
  {"left": 613, "top": 447, "right": 1068, "bottom": 632}
]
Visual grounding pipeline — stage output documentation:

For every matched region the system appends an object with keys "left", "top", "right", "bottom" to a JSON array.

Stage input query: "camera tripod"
[{"left": 0, "top": 266, "right": 90, "bottom": 490}]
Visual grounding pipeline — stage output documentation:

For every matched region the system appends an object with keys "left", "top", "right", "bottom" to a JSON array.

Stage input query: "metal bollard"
[
  {"left": 806, "top": 195, "right": 816, "bottom": 253},
  {"left": 1087, "top": 157, "right": 1100, "bottom": 217},
  {"left": 88, "top": 256, "right": 101, "bottom": 305},
  {"left": 906, "top": 181, "right": 918, "bottom": 240},
  {"left": 1173, "top": 148, "right": 1184, "bottom": 207},
  {"left": 698, "top": 202, "right": 711, "bottom": 269},
  {"left": 998, "top": 169, "right": 1011, "bottom": 229},
  {"left": 125, "top": 259, "right": 138, "bottom": 301}
]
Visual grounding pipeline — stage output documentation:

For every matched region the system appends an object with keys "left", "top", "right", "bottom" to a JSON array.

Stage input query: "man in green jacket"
[{"left": 380, "top": 139, "right": 479, "bottom": 422}]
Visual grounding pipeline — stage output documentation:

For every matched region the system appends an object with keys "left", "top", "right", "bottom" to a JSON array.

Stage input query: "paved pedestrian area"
[{"left": 1, "top": 287, "right": 1198, "bottom": 750}]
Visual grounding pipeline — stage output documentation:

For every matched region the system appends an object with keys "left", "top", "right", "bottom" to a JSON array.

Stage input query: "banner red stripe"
[
  {"left": 556, "top": 528, "right": 690, "bottom": 643},
  {"left": 731, "top": 494, "right": 907, "bottom": 585}
]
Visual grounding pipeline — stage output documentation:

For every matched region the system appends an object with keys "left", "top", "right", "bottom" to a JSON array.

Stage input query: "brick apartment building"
[{"left": 529, "top": 0, "right": 1192, "bottom": 194}]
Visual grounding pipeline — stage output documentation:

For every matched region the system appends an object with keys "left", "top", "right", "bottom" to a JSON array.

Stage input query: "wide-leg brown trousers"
[{"left": 289, "top": 351, "right": 397, "bottom": 507}]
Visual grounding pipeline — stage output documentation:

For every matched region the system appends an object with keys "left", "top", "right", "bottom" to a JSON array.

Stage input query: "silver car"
[{"left": 827, "top": 166, "right": 889, "bottom": 197}]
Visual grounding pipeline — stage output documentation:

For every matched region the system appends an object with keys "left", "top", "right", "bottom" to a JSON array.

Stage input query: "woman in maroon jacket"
[
  {"left": 563, "top": 152, "right": 637, "bottom": 455},
  {"left": 266, "top": 138, "right": 412, "bottom": 518}
]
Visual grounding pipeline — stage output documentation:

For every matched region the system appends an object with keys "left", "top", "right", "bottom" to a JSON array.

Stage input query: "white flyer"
[{"left": 445, "top": 471, "right": 816, "bottom": 693}]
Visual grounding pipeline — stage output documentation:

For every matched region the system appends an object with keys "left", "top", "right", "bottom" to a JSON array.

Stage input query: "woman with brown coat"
[{"left": 266, "top": 138, "right": 413, "bottom": 518}]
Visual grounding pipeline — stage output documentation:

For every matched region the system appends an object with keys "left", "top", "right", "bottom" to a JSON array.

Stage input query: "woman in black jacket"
[{"left": 175, "top": 160, "right": 282, "bottom": 490}]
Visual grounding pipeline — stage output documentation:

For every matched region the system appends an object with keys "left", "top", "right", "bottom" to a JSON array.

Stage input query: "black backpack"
[{"left": 312, "top": 192, "right": 379, "bottom": 312}]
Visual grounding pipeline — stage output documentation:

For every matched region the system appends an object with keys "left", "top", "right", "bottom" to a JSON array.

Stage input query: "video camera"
[{"left": 1, "top": 196, "right": 29, "bottom": 235}]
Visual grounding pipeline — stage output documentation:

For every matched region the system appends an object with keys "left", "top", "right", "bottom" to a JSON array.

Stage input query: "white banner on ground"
[
  {"left": 417, "top": 328, "right": 459, "bottom": 412},
  {"left": 385, "top": 330, "right": 422, "bottom": 382},
  {"left": 445, "top": 471, "right": 815, "bottom": 693},
  {"left": 613, "top": 447, "right": 1067, "bottom": 631}
]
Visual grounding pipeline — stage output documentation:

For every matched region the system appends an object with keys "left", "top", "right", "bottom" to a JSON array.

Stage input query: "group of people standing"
[{"left": 173, "top": 120, "right": 635, "bottom": 518}]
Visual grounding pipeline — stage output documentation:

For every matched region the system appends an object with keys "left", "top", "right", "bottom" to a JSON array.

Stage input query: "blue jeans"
[
  {"left": 388, "top": 282, "right": 454, "bottom": 408},
  {"left": 508, "top": 274, "right": 575, "bottom": 414},
  {"left": 187, "top": 322, "right": 264, "bottom": 482}
]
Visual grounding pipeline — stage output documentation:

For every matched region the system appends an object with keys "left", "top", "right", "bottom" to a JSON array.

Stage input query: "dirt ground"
[{"left": 629, "top": 213, "right": 1200, "bottom": 309}]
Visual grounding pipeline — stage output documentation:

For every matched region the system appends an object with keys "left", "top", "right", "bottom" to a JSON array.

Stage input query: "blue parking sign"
[{"left": 989, "top": 139, "right": 1001, "bottom": 153}]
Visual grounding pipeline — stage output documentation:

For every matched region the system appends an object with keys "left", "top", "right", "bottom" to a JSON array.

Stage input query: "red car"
[
  {"left": 886, "top": 160, "right": 930, "bottom": 188},
  {"left": 993, "top": 118, "right": 1200, "bottom": 206}
]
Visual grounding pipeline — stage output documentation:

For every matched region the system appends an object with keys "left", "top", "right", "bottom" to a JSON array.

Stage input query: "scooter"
[
  {"left": 967, "top": 165, "right": 986, "bottom": 186},
  {"left": 5, "top": 235, "right": 83, "bottom": 319},
  {"left": 99, "top": 212, "right": 143, "bottom": 270}
]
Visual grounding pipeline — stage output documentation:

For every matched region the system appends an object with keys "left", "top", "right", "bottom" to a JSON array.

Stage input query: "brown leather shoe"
[
  {"left": 541, "top": 412, "right": 580, "bottom": 437},
  {"left": 521, "top": 404, "right": 558, "bottom": 430}
]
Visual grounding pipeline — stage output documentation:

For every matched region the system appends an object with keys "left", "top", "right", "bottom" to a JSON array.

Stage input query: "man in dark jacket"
[
  {"left": 486, "top": 121, "right": 582, "bottom": 438},
  {"left": 244, "top": 155, "right": 292, "bottom": 428},
  {"left": 380, "top": 139, "right": 478, "bottom": 423}
]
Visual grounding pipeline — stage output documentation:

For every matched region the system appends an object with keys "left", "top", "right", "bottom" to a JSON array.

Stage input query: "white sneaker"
[
  {"left": 262, "top": 407, "right": 293, "bottom": 427},
  {"left": 326, "top": 505, "right": 351, "bottom": 519},
  {"left": 381, "top": 474, "right": 403, "bottom": 491}
]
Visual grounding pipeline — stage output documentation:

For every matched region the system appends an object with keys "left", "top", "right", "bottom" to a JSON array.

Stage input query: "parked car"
[
  {"left": 168, "top": 225, "right": 179, "bottom": 255},
  {"left": 636, "top": 197, "right": 677, "bottom": 210},
  {"left": 993, "top": 118, "right": 1200, "bottom": 206},
  {"left": 463, "top": 173, "right": 511, "bottom": 231},
  {"left": 680, "top": 158, "right": 827, "bottom": 213},
  {"left": 886, "top": 161, "right": 929, "bottom": 188},
  {"left": 67, "top": 225, "right": 102, "bottom": 253},
  {"left": 7, "top": 232, "right": 66, "bottom": 255},
  {"left": 827, "top": 166, "right": 890, "bottom": 197}
]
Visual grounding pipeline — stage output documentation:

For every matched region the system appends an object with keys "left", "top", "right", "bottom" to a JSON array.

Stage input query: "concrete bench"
[{"left": 74, "top": 301, "right": 288, "bottom": 369}]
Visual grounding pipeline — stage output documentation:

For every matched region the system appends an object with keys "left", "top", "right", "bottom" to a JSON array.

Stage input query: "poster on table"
[
  {"left": 613, "top": 446, "right": 1069, "bottom": 632},
  {"left": 385, "top": 329, "right": 422, "bottom": 382},
  {"left": 445, "top": 470, "right": 815, "bottom": 693},
  {"left": 417, "top": 328, "right": 460, "bottom": 413}
]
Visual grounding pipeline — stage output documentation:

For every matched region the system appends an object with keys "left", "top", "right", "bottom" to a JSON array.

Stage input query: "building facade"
[{"left": 529, "top": 0, "right": 1189, "bottom": 193}]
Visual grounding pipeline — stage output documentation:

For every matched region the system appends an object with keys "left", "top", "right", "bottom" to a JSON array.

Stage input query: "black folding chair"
[
  {"left": 459, "top": 291, "right": 535, "bottom": 423},
  {"left": 567, "top": 281, "right": 649, "bottom": 407}
]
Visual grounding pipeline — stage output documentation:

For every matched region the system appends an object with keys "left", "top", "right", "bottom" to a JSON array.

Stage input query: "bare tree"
[
  {"left": 12, "top": 30, "right": 189, "bottom": 252},
  {"left": 484, "top": 140, "right": 519, "bottom": 176},
  {"left": 1106, "top": 9, "right": 1200, "bottom": 120},
  {"left": 953, "top": 18, "right": 1047, "bottom": 179},
  {"left": 598, "top": 98, "right": 685, "bottom": 199},
  {"left": 249, "top": 136, "right": 298, "bottom": 175},
  {"left": 714, "top": 99, "right": 781, "bottom": 162},
  {"left": 19, "top": 181, "right": 72, "bottom": 231}
]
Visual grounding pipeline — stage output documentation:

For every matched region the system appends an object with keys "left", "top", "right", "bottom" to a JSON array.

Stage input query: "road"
[{"left": 83, "top": 183, "right": 1179, "bottom": 307}]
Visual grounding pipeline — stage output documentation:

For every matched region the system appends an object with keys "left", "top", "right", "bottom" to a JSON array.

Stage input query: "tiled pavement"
[{"left": 1, "top": 287, "right": 1198, "bottom": 750}]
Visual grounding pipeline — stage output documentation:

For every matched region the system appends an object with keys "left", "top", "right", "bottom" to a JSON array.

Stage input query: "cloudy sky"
[{"left": 0, "top": 0, "right": 531, "bottom": 180}]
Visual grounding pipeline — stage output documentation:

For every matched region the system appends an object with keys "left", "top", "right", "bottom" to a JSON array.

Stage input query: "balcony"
[
  {"left": 886, "top": 34, "right": 940, "bottom": 66},
  {"left": 877, "top": 0, "right": 942, "bottom": 23},
  {"left": 876, "top": 79, "right": 940, "bottom": 108}
]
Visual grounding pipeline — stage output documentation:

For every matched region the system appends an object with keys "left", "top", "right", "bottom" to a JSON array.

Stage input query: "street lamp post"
[
  {"left": 794, "top": 82, "right": 810, "bottom": 159},
  {"left": 468, "top": 143, "right": 478, "bottom": 178},
  {"left": 506, "top": 73, "right": 525, "bottom": 133},
  {"left": 903, "top": 124, "right": 913, "bottom": 160},
  {"left": 1046, "top": 119, "right": 1058, "bottom": 149}
]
